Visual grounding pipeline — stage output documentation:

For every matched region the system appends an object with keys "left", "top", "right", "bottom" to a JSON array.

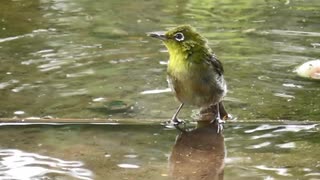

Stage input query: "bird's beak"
[{"left": 147, "top": 31, "right": 167, "bottom": 41}]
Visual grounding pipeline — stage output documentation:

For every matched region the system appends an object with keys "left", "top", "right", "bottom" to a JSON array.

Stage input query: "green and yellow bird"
[{"left": 149, "top": 25, "right": 228, "bottom": 133}]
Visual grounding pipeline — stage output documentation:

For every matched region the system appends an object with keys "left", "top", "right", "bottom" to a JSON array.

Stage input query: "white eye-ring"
[{"left": 174, "top": 32, "right": 184, "bottom": 42}]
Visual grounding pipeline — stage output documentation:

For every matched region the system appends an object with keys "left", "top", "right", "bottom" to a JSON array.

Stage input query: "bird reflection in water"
[{"left": 169, "top": 105, "right": 226, "bottom": 180}]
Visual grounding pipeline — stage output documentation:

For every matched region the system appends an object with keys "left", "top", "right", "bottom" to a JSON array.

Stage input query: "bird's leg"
[
  {"left": 171, "top": 103, "right": 186, "bottom": 132},
  {"left": 218, "top": 102, "right": 229, "bottom": 120},
  {"left": 210, "top": 102, "right": 225, "bottom": 134}
]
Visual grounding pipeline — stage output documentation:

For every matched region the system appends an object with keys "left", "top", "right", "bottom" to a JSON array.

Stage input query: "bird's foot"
[
  {"left": 170, "top": 118, "right": 187, "bottom": 133},
  {"left": 222, "top": 114, "right": 232, "bottom": 121},
  {"left": 210, "top": 118, "right": 225, "bottom": 134}
]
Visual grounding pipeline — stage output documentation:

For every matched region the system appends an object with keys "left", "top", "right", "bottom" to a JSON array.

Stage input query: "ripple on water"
[
  {"left": 273, "top": 92, "right": 295, "bottom": 99},
  {"left": 0, "top": 80, "right": 19, "bottom": 90},
  {"left": 251, "top": 133, "right": 278, "bottom": 140},
  {"left": 273, "top": 124, "right": 317, "bottom": 132},
  {"left": 265, "top": 30, "right": 320, "bottom": 37},
  {"left": 246, "top": 142, "right": 271, "bottom": 149},
  {"left": 117, "top": 163, "right": 140, "bottom": 169},
  {"left": 245, "top": 124, "right": 278, "bottom": 133},
  {"left": 66, "top": 69, "right": 95, "bottom": 78},
  {"left": 59, "top": 88, "right": 88, "bottom": 97},
  {"left": 245, "top": 124, "right": 317, "bottom": 133},
  {"left": 255, "top": 165, "right": 292, "bottom": 177},
  {"left": 275, "top": 142, "right": 296, "bottom": 149},
  {"left": 140, "top": 88, "right": 171, "bottom": 95},
  {"left": 0, "top": 149, "right": 93, "bottom": 180},
  {"left": 0, "top": 29, "right": 56, "bottom": 44}
]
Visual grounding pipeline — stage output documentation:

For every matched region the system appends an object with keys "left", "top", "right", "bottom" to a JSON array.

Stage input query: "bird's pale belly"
[{"left": 167, "top": 74, "right": 226, "bottom": 107}]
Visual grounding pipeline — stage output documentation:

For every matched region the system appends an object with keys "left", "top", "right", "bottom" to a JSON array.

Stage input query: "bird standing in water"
[{"left": 149, "top": 25, "right": 228, "bottom": 133}]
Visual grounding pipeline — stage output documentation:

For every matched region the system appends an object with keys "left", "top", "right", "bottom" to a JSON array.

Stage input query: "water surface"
[
  {"left": 0, "top": 122, "right": 319, "bottom": 179},
  {"left": 0, "top": 1, "right": 319, "bottom": 179},
  {"left": 0, "top": 0, "right": 319, "bottom": 121}
]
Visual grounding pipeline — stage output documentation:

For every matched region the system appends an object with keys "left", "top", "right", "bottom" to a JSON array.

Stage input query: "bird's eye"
[{"left": 174, "top": 32, "right": 184, "bottom": 42}]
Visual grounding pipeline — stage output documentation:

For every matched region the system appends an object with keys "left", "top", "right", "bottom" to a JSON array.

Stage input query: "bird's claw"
[
  {"left": 210, "top": 118, "right": 225, "bottom": 134},
  {"left": 171, "top": 118, "right": 187, "bottom": 133}
]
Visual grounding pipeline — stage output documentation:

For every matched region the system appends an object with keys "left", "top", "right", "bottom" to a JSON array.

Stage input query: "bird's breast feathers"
[{"left": 167, "top": 55, "right": 226, "bottom": 107}]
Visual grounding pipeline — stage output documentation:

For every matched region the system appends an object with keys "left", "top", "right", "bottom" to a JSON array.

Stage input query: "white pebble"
[{"left": 295, "top": 60, "right": 320, "bottom": 79}]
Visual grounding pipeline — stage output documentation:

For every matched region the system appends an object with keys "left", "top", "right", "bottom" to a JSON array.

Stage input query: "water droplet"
[{"left": 247, "top": 142, "right": 271, "bottom": 149}]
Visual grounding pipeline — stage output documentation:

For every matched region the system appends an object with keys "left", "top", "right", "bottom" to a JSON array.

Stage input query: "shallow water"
[
  {"left": 1, "top": 1, "right": 320, "bottom": 179},
  {"left": 0, "top": 122, "right": 319, "bottom": 180},
  {"left": 0, "top": 0, "right": 319, "bottom": 120}
]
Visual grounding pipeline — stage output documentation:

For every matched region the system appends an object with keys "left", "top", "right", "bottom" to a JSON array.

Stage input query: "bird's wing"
[{"left": 206, "top": 54, "right": 224, "bottom": 76}]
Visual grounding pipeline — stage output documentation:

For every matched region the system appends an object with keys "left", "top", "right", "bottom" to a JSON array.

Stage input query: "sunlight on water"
[
  {"left": 276, "top": 142, "right": 295, "bottom": 149},
  {"left": 0, "top": 149, "right": 93, "bottom": 180},
  {"left": 117, "top": 164, "right": 140, "bottom": 169},
  {"left": 266, "top": 30, "right": 320, "bottom": 37},
  {"left": 246, "top": 142, "right": 271, "bottom": 149},
  {"left": 244, "top": 124, "right": 317, "bottom": 133},
  {"left": 0, "top": 29, "right": 56, "bottom": 43},
  {"left": 140, "top": 88, "right": 171, "bottom": 95},
  {"left": 251, "top": 133, "right": 278, "bottom": 140},
  {"left": 255, "top": 165, "right": 291, "bottom": 176}
]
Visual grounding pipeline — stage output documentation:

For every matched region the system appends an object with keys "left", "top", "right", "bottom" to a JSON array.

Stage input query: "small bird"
[{"left": 149, "top": 25, "right": 228, "bottom": 133}]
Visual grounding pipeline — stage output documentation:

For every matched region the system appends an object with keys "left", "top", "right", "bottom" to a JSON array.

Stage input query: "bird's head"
[{"left": 148, "top": 25, "right": 210, "bottom": 57}]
